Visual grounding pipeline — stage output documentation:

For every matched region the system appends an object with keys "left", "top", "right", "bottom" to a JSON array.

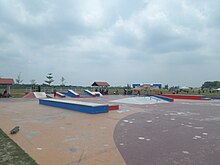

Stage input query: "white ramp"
[
  {"left": 68, "top": 90, "right": 79, "bottom": 96},
  {"left": 34, "top": 92, "right": 47, "bottom": 98},
  {"left": 111, "top": 96, "right": 168, "bottom": 105},
  {"left": 94, "top": 92, "right": 103, "bottom": 96}
]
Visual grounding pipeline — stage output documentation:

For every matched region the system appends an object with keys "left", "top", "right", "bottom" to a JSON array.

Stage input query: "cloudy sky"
[{"left": 0, "top": 0, "right": 219, "bottom": 87}]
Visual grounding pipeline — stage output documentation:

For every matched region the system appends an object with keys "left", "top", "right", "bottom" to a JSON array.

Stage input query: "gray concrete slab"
[{"left": 114, "top": 100, "right": 220, "bottom": 165}]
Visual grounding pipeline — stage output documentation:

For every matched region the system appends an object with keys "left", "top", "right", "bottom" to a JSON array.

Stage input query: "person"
[
  {"left": 2, "top": 89, "right": 10, "bottom": 98},
  {"left": 53, "top": 87, "right": 57, "bottom": 97},
  {"left": 37, "top": 85, "right": 41, "bottom": 92},
  {"left": 2, "top": 90, "right": 8, "bottom": 97}
]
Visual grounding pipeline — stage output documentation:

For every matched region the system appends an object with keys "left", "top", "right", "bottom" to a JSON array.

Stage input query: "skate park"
[
  {"left": 1, "top": 83, "right": 220, "bottom": 165},
  {"left": 1, "top": 1, "right": 220, "bottom": 164}
]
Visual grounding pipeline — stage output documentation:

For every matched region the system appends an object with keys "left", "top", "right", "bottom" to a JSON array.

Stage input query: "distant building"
[
  {"left": 132, "top": 83, "right": 141, "bottom": 88},
  {"left": 0, "top": 78, "right": 15, "bottom": 94},
  {"left": 142, "top": 83, "right": 151, "bottom": 88},
  {"left": 152, "top": 83, "right": 162, "bottom": 88},
  {"left": 91, "top": 82, "right": 110, "bottom": 87},
  {"left": 169, "top": 87, "right": 179, "bottom": 91},
  {"left": 132, "top": 83, "right": 162, "bottom": 89}
]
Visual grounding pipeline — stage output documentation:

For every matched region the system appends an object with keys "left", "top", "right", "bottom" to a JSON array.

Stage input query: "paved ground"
[
  {"left": 0, "top": 96, "right": 220, "bottom": 165},
  {"left": 0, "top": 96, "right": 137, "bottom": 165},
  {"left": 114, "top": 100, "right": 220, "bottom": 165}
]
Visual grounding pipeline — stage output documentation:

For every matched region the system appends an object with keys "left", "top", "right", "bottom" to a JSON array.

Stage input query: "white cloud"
[{"left": 0, "top": 0, "right": 220, "bottom": 86}]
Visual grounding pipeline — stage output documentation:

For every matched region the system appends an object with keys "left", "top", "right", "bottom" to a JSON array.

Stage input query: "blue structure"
[
  {"left": 84, "top": 89, "right": 96, "bottom": 97},
  {"left": 65, "top": 90, "right": 80, "bottom": 98},
  {"left": 144, "top": 94, "right": 174, "bottom": 102},
  {"left": 152, "top": 95, "right": 174, "bottom": 102},
  {"left": 132, "top": 84, "right": 141, "bottom": 88},
  {"left": 56, "top": 92, "right": 66, "bottom": 98},
  {"left": 39, "top": 98, "right": 108, "bottom": 114},
  {"left": 211, "top": 97, "right": 220, "bottom": 100},
  {"left": 152, "top": 83, "right": 162, "bottom": 88},
  {"left": 169, "top": 87, "right": 179, "bottom": 91}
]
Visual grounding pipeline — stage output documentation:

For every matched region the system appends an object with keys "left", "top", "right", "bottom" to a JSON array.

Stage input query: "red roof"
[
  {"left": 0, "top": 78, "right": 15, "bottom": 85},
  {"left": 91, "top": 82, "right": 110, "bottom": 87}
]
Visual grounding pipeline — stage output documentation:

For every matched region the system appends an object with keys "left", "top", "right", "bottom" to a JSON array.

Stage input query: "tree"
[
  {"left": 45, "top": 73, "right": 54, "bottom": 86},
  {"left": 30, "top": 79, "right": 36, "bottom": 85},
  {"left": 126, "top": 84, "right": 131, "bottom": 89},
  {"left": 30, "top": 79, "right": 36, "bottom": 92},
  {"left": 201, "top": 81, "right": 220, "bottom": 89},
  {"left": 15, "top": 72, "right": 23, "bottom": 84},
  {"left": 164, "top": 84, "right": 169, "bottom": 90},
  {"left": 61, "top": 77, "right": 65, "bottom": 86}
]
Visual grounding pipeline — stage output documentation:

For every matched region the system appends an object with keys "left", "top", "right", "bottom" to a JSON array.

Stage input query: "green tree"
[
  {"left": 30, "top": 79, "right": 36, "bottom": 92},
  {"left": 61, "top": 77, "right": 65, "bottom": 86},
  {"left": 45, "top": 73, "right": 54, "bottom": 86},
  {"left": 202, "top": 81, "right": 220, "bottom": 89},
  {"left": 30, "top": 79, "right": 36, "bottom": 85},
  {"left": 15, "top": 72, "right": 23, "bottom": 84},
  {"left": 164, "top": 84, "right": 169, "bottom": 90}
]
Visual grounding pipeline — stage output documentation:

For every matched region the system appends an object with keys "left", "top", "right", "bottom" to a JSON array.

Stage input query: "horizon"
[{"left": 0, "top": 76, "right": 215, "bottom": 88}]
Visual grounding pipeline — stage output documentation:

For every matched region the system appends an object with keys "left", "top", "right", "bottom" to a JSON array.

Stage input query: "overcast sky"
[{"left": 0, "top": 0, "right": 219, "bottom": 87}]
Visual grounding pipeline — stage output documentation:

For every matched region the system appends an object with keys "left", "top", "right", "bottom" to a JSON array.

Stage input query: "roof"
[
  {"left": 91, "top": 82, "right": 110, "bottom": 87},
  {"left": 0, "top": 78, "right": 15, "bottom": 85}
]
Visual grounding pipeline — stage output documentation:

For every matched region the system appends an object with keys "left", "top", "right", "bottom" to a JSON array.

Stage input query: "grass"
[
  {"left": 0, "top": 86, "right": 219, "bottom": 98},
  {"left": 0, "top": 128, "right": 38, "bottom": 165}
]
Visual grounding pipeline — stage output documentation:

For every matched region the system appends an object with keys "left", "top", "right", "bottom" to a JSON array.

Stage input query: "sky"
[{"left": 0, "top": 0, "right": 220, "bottom": 87}]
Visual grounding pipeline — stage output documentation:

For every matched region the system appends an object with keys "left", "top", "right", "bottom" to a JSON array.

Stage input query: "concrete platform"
[{"left": 39, "top": 98, "right": 109, "bottom": 114}]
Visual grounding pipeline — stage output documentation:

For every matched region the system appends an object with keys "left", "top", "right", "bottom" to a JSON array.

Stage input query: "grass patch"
[
  {"left": 1, "top": 86, "right": 219, "bottom": 98},
  {"left": 0, "top": 128, "right": 38, "bottom": 165}
]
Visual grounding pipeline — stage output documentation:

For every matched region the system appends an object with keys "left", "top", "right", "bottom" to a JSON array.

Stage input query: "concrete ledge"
[
  {"left": 39, "top": 98, "right": 109, "bottom": 114},
  {"left": 211, "top": 97, "right": 220, "bottom": 100},
  {"left": 108, "top": 104, "right": 119, "bottom": 111},
  {"left": 152, "top": 95, "right": 174, "bottom": 102},
  {"left": 161, "top": 94, "right": 210, "bottom": 100}
]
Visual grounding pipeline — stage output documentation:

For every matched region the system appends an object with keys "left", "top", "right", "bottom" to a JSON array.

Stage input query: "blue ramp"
[
  {"left": 39, "top": 98, "right": 108, "bottom": 114},
  {"left": 66, "top": 90, "right": 80, "bottom": 98}
]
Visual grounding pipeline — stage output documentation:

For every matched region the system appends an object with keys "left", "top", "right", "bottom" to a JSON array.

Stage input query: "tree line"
[
  {"left": 14, "top": 72, "right": 65, "bottom": 86},
  {"left": 201, "top": 81, "right": 220, "bottom": 89}
]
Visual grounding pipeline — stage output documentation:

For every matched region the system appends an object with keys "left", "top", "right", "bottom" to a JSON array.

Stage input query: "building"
[
  {"left": 132, "top": 83, "right": 162, "bottom": 89},
  {"left": 0, "top": 78, "right": 15, "bottom": 94},
  {"left": 91, "top": 82, "right": 110, "bottom": 87}
]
